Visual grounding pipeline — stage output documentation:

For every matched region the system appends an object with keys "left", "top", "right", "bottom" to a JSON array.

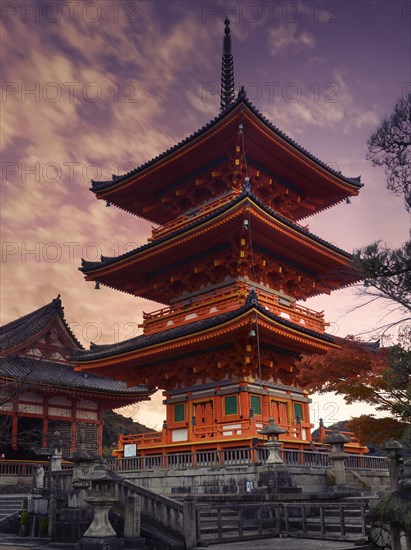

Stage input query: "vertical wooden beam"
[
  {"left": 71, "top": 405, "right": 77, "bottom": 453},
  {"left": 42, "top": 394, "right": 48, "bottom": 448},
  {"left": 262, "top": 386, "right": 270, "bottom": 421}
]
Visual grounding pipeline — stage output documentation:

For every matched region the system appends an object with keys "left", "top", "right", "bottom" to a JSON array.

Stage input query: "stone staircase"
[
  {"left": 0, "top": 494, "right": 27, "bottom": 531},
  {"left": 326, "top": 469, "right": 373, "bottom": 493}
]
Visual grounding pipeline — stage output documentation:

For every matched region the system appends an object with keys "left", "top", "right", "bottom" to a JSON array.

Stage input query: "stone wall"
[
  {"left": 0, "top": 475, "right": 32, "bottom": 493},
  {"left": 122, "top": 464, "right": 389, "bottom": 495}
]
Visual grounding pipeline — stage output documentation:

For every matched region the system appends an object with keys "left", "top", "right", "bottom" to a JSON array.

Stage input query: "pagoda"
[{"left": 74, "top": 20, "right": 363, "bottom": 458}]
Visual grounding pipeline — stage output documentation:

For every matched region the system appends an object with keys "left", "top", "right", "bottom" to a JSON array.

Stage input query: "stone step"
[{"left": 0, "top": 535, "right": 51, "bottom": 545}]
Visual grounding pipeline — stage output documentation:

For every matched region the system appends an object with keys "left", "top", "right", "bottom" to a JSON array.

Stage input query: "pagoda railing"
[
  {"left": 106, "top": 449, "right": 388, "bottom": 472},
  {"left": 142, "top": 282, "right": 325, "bottom": 334},
  {"left": 117, "top": 418, "right": 311, "bottom": 452},
  {"left": 141, "top": 284, "right": 248, "bottom": 334},
  {"left": 149, "top": 190, "right": 241, "bottom": 242}
]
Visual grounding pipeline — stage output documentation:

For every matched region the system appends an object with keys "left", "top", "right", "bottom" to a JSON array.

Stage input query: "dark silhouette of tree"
[{"left": 367, "top": 94, "right": 411, "bottom": 212}]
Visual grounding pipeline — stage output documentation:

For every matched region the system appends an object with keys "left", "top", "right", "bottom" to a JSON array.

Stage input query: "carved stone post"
[
  {"left": 48, "top": 498, "right": 57, "bottom": 539},
  {"left": 123, "top": 495, "right": 141, "bottom": 539},
  {"left": 29, "top": 465, "right": 48, "bottom": 515},
  {"left": 183, "top": 496, "right": 197, "bottom": 549},
  {"left": 382, "top": 439, "right": 403, "bottom": 492},
  {"left": 324, "top": 430, "right": 350, "bottom": 486},
  {"left": 50, "top": 431, "right": 63, "bottom": 472}
]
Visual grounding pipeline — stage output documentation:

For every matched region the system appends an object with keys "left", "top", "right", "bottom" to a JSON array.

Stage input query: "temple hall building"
[{"left": 0, "top": 296, "right": 152, "bottom": 459}]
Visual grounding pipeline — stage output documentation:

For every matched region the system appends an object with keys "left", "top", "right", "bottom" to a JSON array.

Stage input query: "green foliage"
[
  {"left": 401, "top": 424, "right": 411, "bottom": 451},
  {"left": 19, "top": 509, "right": 30, "bottom": 525},
  {"left": 369, "top": 490, "right": 411, "bottom": 530},
  {"left": 383, "top": 340, "right": 411, "bottom": 421},
  {"left": 39, "top": 516, "right": 48, "bottom": 536}
]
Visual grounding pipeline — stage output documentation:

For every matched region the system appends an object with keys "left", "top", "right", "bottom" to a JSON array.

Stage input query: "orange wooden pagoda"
[{"left": 74, "top": 20, "right": 363, "bottom": 458}]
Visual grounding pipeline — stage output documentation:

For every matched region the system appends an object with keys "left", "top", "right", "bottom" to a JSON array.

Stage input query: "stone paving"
[
  {"left": 205, "top": 537, "right": 367, "bottom": 549},
  {"left": 0, "top": 537, "right": 368, "bottom": 550}
]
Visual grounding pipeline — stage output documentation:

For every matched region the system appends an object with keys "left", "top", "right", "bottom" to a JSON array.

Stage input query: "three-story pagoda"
[{"left": 74, "top": 20, "right": 363, "bottom": 458}]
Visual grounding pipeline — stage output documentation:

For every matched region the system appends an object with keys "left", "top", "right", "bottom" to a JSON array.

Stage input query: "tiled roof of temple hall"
[
  {"left": 0, "top": 355, "right": 149, "bottom": 395},
  {"left": 0, "top": 295, "right": 83, "bottom": 353}
]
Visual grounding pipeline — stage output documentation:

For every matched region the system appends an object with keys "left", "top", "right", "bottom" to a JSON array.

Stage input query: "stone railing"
[
  {"left": 0, "top": 460, "right": 72, "bottom": 476},
  {"left": 101, "top": 472, "right": 194, "bottom": 548},
  {"left": 107, "top": 448, "right": 388, "bottom": 472},
  {"left": 44, "top": 463, "right": 192, "bottom": 548},
  {"left": 47, "top": 468, "right": 74, "bottom": 498}
]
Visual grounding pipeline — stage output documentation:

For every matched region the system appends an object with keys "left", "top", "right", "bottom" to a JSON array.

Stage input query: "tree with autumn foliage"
[
  {"left": 296, "top": 334, "right": 410, "bottom": 420},
  {"left": 299, "top": 97, "right": 411, "bottom": 445},
  {"left": 295, "top": 330, "right": 411, "bottom": 443}
]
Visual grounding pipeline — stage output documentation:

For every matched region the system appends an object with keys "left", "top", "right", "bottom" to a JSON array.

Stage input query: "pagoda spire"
[{"left": 220, "top": 18, "right": 235, "bottom": 112}]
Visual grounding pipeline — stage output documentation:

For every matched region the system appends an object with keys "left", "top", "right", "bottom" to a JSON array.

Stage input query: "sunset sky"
[{"left": 1, "top": 0, "right": 410, "bottom": 429}]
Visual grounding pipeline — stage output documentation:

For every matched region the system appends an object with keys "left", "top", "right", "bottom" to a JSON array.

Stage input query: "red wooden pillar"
[
  {"left": 239, "top": 381, "right": 248, "bottom": 421},
  {"left": 11, "top": 400, "right": 18, "bottom": 450},
  {"left": 71, "top": 404, "right": 77, "bottom": 453},
  {"left": 11, "top": 416, "right": 18, "bottom": 450},
  {"left": 262, "top": 386, "right": 270, "bottom": 422},
  {"left": 42, "top": 394, "right": 49, "bottom": 448},
  {"left": 97, "top": 404, "right": 104, "bottom": 455},
  {"left": 97, "top": 422, "right": 103, "bottom": 455},
  {"left": 303, "top": 401, "right": 311, "bottom": 439},
  {"left": 214, "top": 387, "right": 222, "bottom": 425}
]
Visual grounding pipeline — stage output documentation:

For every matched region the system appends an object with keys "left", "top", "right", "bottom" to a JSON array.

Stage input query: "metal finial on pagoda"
[{"left": 220, "top": 18, "right": 235, "bottom": 112}]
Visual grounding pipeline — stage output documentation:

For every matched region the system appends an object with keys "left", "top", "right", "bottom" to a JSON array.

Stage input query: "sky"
[{"left": 1, "top": 0, "right": 410, "bottom": 430}]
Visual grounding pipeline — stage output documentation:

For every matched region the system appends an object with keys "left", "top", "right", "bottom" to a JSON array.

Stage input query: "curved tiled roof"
[
  {"left": 91, "top": 91, "right": 362, "bottom": 194},
  {"left": 73, "top": 295, "right": 335, "bottom": 364},
  {"left": 0, "top": 355, "right": 149, "bottom": 396},
  {"left": 80, "top": 190, "right": 352, "bottom": 274},
  {"left": 0, "top": 296, "right": 84, "bottom": 352}
]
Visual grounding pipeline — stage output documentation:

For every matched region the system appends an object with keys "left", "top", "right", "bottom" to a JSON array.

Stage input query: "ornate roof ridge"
[
  {"left": 0, "top": 295, "right": 84, "bottom": 352},
  {"left": 90, "top": 93, "right": 362, "bottom": 194},
  {"left": 73, "top": 295, "right": 334, "bottom": 363},
  {"left": 80, "top": 191, "right": 352, "bottom": 275}
]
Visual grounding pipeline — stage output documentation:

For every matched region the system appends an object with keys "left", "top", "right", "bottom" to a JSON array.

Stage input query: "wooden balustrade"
[
  {"left": 196, "top": 500, "right": 368, "bottom": 544},
  {"left": 150, "top": 191, "right": 240, "bottom": 242},
  {"left": 118, "top": 418, "right": 307, "bottom": 454},
  {"left": 141, "top": 280, "right": 325, "bottom": 335}
]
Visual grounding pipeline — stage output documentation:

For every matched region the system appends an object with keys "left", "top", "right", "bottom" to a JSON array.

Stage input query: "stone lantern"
[
  {"left": 324, "top": 430, "right": 350, "bottom": 486},
  {"left": 258, "top": 417, "right": 287, "bottom": 464},
  {"left": 80, "top": 462, "right": 123, "bottom": 550}
]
